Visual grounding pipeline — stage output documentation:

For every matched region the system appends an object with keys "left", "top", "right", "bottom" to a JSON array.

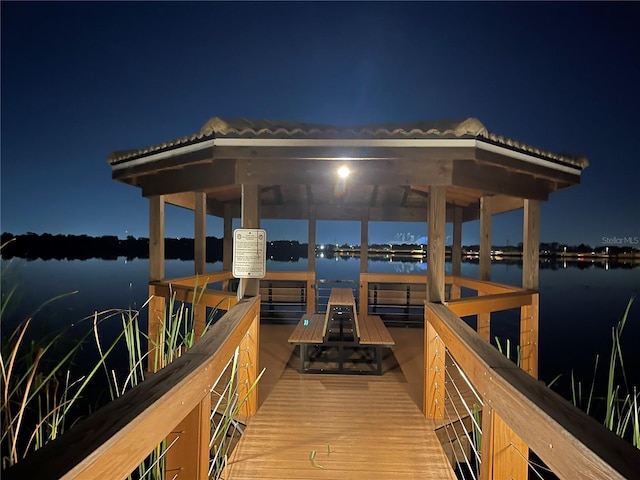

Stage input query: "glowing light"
[{"left": 337, "top": 165, "right": 350, "bottom": 179}]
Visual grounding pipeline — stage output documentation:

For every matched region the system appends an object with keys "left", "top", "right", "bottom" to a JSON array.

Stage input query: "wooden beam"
[
  {"left": 164, "top": 192, "right": 196, "bottom": 211},
  {"left": 214, "top": 145, "right": 475, "bottom": 162},
  {"left": 428, "top": 186, "right": 446, "bottom": 303},
  {"left": 475, "top": 147, "right": 581, "bottom": 186},
  {"left": 236, "top": 158, "right": 452, "bottom": 186},
  {"left": 237, "top": 202, "right": 465, "bottom": 223},
  {"left": 446, "top": 291, "right": 535, "bottom": 317},
  {"left": 140, "top": 161, "right": 236, "bottom": 197},
  {"left": 460, "top": 194, "right": 525, "bottom": 223},
  {"left": 112, "top": 147, "right": 215, "bottom": 181},
  {"left": 452, "top": 160, "right": 550, "bottom": 201},
  {"left": 150, "top": 284, "right": 237, "bottom": 313}
]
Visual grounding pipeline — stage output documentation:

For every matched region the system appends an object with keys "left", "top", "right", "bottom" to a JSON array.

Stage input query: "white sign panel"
[{"left": 232, "top": 228, "right": 267, "bottom": 278}]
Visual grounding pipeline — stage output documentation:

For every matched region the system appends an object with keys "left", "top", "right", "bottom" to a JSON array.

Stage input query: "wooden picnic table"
[{"left": 288, "top": 287, "right": 394, "bottom": 374}]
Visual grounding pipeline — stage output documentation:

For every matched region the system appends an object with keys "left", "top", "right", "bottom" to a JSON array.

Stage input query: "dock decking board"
[{"left": 224, "top": 326, "right": 457, "bottom": 479}]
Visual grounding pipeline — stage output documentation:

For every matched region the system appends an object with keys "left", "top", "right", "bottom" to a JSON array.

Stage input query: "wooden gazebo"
[
  {"left": 108, "top": 116, "right": 587, "bottom": 292},
  {"left": 108, "top": 116, "right": 587, "bottom": 372}
]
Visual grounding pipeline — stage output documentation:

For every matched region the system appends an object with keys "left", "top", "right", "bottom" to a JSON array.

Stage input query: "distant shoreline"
[{"left": 2, "top": 232, "right": 638, "bottom": 262}]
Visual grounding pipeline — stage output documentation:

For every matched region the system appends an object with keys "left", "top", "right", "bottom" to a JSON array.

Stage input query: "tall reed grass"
[
  {"left": 569, "top": 294, "right": 639, "bottom": 448},
  {"left": 2, "top": 259, "right": 257, "bottom": 478}
]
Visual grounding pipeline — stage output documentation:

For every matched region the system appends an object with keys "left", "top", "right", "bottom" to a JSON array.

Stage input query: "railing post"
[
  {"left": 477, "top": 290, "right": 491, "bottom": 342},
  {"left": 424, "top": 307, "right": 445, "bottom": 419},
  {"left": 238, "top": 303, "right": 260, "bottom": 416},
  {"left": 449, "top": 278, "right": 461, "bottom": 301},
  {"left": 479, "top": 404, "right": 494, "bottom": 480},
  {"left": 482, "top": 407, "right": 528, "bottom": 480},
  {"left": 148, "top": 285, "right": 165, "bottom": 373},
  {"left": 520, "top": 293, "right": 539, "bottom": 378},
  {"left": 306, "top": 273, "right": 315, "bottom": 313},
  {"left": 165, "top": 395, "right": 211, "bottom": 480},
  {"left": 359, "top": 276, "right": 368, "bottom": 317}
]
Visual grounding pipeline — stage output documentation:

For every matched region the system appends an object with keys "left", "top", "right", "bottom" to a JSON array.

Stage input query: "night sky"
[{"left": 2, "top": 2, "right": 639, "bottom": 247}]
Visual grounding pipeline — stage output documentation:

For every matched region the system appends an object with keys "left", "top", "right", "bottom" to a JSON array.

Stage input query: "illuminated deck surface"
[{"left": 224, "top": 325, "right": 456, "bottom": 479}]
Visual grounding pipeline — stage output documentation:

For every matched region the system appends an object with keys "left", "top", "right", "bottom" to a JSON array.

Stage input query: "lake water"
[{"left": 2, "top": 256, "right": 639, "bottom": 393}]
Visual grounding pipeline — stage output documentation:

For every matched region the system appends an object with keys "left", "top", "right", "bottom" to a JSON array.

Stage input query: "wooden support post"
[
  {"left": 360, "top": 209, "right": 369, "bottom": 312},
  {"left": 238, "top": 304, "right": 260, "bottom": 416},
  {"left": 450, "top": 206, "right": 463, "bottom": 300},
  {"left": 522, "top": 199, "right": 541, "bottom": 290},
  {"left": 194, "top": 192, "right": 206, "bottom": 275},
  {"left": 479, "top": 196, "right": 493, "bottom": 282},
  {"left": 424, "top": 308, "right": 445, "bottom": 419},
  {"left": 360, "top": 209, "right": 369, "bottom": 275},
  {"left": 165, "top": 394, "right": 211, "bottom": 480},
  {"left": 522, "top": 199, "right": 540, "bottom": 379},
  {"left": 222, "top": 203, "right": 233, "bottom": 291},
  {"left": 238, "top": 184, "right": 260, "bottom": 299},
  {"left": 148, "top": 195, "right": 165, "bottom": 372},
  {"left": 427, "top": 186, "right": 446, "bottom": 303},
  {"left": 482, "top": 409, "right": 528, "bottom": 480},
  {"left": 478, "top": 196, "right": 493, "bottom": 341},
  {"left": 194, "top": 192, "right": 207, "bottom": 339},
  {"left": 307, "top": 206, "right": 317, "bottom": 313}
]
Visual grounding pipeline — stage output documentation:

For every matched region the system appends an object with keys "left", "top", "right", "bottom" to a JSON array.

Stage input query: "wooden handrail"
[
  {"left": 4, "top": 296, "right": 261, "bottom": 480},
  {"left": 446, "top": 276, "right": 520, "bottom": 294},
  {"left": 360, "top": 272, "right": 426, "bottom": 284},
  {"left": 150, "top": 282, "right": 237, "bottom": 311},
  {"left": 162, "top": 270, "right": 234, "bottom": 287},
  {"left": 263, "top": 271, "right": 315, "bottom": 281},
  {"left": 445, "top": 290, "right": 535, "bottom": 317},
  {"left": 424, "top": 301, "right": 640, "bottom": 480}
]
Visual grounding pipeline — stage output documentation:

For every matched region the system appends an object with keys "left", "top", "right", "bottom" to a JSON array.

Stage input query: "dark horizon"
[{"left": 2, "top": 232, "right": 638, "bottom": 264}]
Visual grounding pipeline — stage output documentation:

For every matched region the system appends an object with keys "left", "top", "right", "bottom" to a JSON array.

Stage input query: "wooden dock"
[{"left": 223, "top": 325, "right": 457, "bottom": 479}]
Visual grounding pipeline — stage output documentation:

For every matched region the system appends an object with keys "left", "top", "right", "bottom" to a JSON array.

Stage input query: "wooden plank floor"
[{"left": 223, "top": 325, "right": 457, "bottom": 479}]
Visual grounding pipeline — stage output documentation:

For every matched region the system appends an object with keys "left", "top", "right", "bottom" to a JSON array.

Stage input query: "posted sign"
[{"left": 232, "top": 228, "right": 267, "bottom": 278}]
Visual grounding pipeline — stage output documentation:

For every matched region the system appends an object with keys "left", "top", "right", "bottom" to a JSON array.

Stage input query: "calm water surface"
[{"left": 2, "top": 256, "right": 639, "bottom": 390}]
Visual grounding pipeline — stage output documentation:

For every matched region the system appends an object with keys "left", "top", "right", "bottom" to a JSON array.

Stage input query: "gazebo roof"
[
  {"left": 109, "top": 117, "right": 587, "bottom": 169},
  {"left": 108, "top": 117, "right": 588, "bottom": 223}
]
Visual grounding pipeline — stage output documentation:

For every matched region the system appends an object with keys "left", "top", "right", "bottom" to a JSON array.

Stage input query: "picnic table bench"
[{"left": 288, "top": 287, "right": 395, "bottom": 375}]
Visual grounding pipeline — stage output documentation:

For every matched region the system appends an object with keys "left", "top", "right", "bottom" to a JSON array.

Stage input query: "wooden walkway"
[{"left": 223, "top": 329, "right": 457, "bottom": 479}]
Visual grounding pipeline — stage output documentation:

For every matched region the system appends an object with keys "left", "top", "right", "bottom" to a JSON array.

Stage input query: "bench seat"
[
  {"left": 288, "top": 313, "right": 326, "bottom": 344},
  {"left": 358, "top": 314, "right": 395, "bottom": 346}
]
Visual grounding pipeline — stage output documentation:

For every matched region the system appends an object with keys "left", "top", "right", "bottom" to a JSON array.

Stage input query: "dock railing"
[
  {"left": 4, "top": 295, "right": 261, "bottom": 480},
  {"left": 424, "top": 300, "right": 640, "bottom": 479}
]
